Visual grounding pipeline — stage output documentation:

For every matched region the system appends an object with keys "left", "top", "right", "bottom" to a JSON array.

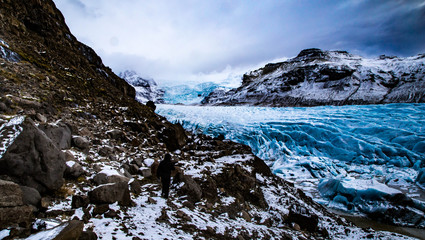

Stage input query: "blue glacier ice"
[
  {"left": 161, "top": 82, "right": 223, "bottom": 105},
  {"left": 156, "top": 103, "right": 425, "bottom": 225}
]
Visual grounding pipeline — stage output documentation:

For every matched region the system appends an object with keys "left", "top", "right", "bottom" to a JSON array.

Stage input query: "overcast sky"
[{"left": 53, "top": 0, "right": 425, "bottom": 86}]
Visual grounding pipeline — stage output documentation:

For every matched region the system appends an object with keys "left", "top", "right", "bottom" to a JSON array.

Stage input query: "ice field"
[{"left": 157, "top": 103, "right": 425, "bottom": 222}]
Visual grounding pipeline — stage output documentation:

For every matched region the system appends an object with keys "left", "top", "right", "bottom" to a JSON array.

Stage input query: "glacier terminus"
[{"left": 157, "top": 103, "right": 425, "bottom": 228}]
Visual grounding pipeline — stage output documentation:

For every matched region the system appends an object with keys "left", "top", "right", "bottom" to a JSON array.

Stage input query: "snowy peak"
[
  {"left": 119, "top": 70, "right": 157, "bottom": 88},
  {"left": 203, "top": 49, "right": 425, "bottom": 107},
  {"left": 119, "top": 70, "right": 164, "bottom": 103}
]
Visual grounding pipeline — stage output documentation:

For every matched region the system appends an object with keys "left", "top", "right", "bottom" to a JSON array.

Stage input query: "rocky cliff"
[
  {"left": 0, "top": 1, "right": 419, "bottom": 239},
  {"left": 202, "top": 48, "right": 425, "bottom": 107}
]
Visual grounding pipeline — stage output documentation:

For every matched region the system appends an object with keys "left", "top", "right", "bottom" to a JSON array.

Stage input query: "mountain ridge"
[{"left": 202, "top": 48, "right": 425, "bottom": 107}]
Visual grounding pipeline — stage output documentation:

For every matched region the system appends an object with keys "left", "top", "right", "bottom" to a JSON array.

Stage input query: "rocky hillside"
[
  {"left": 119, "top": 70, "right": 165, "bottom": 104},
  {"left": 202, "top": 48, "right": 425, "bottom": 107},
  {"left": 0, "top": 1, "right": 418, "bottom": 239}
]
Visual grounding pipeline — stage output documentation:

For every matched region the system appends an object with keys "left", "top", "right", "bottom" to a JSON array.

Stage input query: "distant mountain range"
[{"left": 202, "top": 48, "right": 425, "bottom": 107}]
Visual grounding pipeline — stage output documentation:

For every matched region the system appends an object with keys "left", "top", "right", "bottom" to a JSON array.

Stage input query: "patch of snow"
[
  {"left": 0, "top": 116, "right": 25, "bottom": 158},
  {"left": 99, "top": 166, "right": 122, "bottom": 177},
  {"left": 144, "top": 158, "right": 155, "bottom": 167},
  {"left": 221, "top": 196, "right": 236, "bottom": 206},
  {"left": 66, "top": 161, "right": 76, "bottom": 168},
  {"left": 215, "top": 154, "right": 253, "bottom": 164},
  {"left": 26, "top": 223, "right": 68, "bottom": 240},
  {"left": 0, "top": 229, "right": 10, "bottom": 240}
]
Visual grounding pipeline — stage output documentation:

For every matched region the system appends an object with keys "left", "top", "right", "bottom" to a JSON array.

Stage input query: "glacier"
[
  {"left": 156, "top": 103, "right": 425, "bottom": 226},
  {"left": 161, "top": 82, "right": 222, "bottom": 105}
]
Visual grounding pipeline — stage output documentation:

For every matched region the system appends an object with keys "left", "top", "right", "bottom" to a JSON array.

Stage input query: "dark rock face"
[
  {"left": 0, "top": 118, "right": 66, "bottom": 193},
  {"left": 202, "top": 49, "right": 425, "bottom": 107},
  {"left": 39, "top": 121, "right": 72, "bottom": 150}
]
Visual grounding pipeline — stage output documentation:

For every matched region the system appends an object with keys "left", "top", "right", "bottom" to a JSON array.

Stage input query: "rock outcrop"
[
  {"left": 0, "top": 117, "right": 66, "bottom": 193},
  {"left": 202, "top": 48, "right": 425, "bottom": 107}
]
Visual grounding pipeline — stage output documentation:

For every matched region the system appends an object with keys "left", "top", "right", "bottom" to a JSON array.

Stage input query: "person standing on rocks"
[{"left": 157, "top": 153, "right": 175, "bottom": 198}]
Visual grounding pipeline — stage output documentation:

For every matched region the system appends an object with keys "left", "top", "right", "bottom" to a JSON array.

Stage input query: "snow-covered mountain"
[
  {"left": 119, "top": 70, "right": 164, "bottom": 103},
  {"left": 202, "top": 48, "right": 425, "bottom": 107}
]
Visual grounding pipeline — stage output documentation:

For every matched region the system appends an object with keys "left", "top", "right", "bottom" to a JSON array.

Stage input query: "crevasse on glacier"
[{"left": 156, "top": 103, "right": 425, "bottom": 226}]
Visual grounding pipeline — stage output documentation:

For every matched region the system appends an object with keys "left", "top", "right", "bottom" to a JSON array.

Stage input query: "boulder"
[
  {"left": 88, "top": 182, "right": 132, "bottom": 206},
  {"left": 35, "top": 113, "right": 47, "bottom": 123},
  {"left": 72, "top": 136, "right": 90, "bottom": 151},
  {"left": 71, "top": 195, "right": 90, "bottom": 209},
  {"left": 0, "top": 180, "right": 23, "bottom": 207},
  {"left": 124, "top": 121, "right": 148, "bottom": 133},
  {"left": 106, "top": 129, "right": 126, "bottom": 141},
  {"left": 0, "top": 117, "right": 66, "bottom": 193},
  {"left": 65, "top": 161, "right": 85, "bottom": 179},
  {"left": 177, "top": 175, "right": 202, "bottom": 203},
  {"left": 92, "top": 171, "right": 130, "bottom": 185},
  {"left": 20, "top": 186, "right": 41, "bottom": 207},
  {"left": 146, "top": 101, "right": 156, "bottom": 111},
  {"left": 98, "top": 146, "right": 114, "bottom": 157},
  {"left": 129, "top": 179, "right": 142, "bottom": 195},
  {"left": 158, "top": 122, "right": 187, "bottom": 151},
  {"left": 139, "top": 167, "right": 152, "bottom": 178},
  {"left": 38, "top": 121, "right": 72, "bottom": 150}
]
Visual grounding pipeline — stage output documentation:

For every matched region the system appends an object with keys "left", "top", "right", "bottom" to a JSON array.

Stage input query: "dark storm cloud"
[{"left": 53, "top": 0, "right": 424, "bottom": 85}]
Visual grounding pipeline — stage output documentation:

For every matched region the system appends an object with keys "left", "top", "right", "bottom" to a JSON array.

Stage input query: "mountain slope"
[{"left": 202, "top": 48, "right": 425, "bottom": 107}]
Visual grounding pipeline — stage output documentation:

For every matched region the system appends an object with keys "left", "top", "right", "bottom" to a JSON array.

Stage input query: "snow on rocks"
[
  {"left": 0, "top": 116, "right": 66, "bottom": 193},
  {"left": 5, "top": 108, "right": 417, "bottom": 239},
  {"left": 0, "top": 115, "right": 24, "bottom": 158},
  {"left": 0, "top": 38, "right": 20, "bottom": 62}
]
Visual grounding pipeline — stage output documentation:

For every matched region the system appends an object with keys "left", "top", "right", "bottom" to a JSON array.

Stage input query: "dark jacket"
[{"left": 157, "top": 155, "right": 175, "bottom": 179}]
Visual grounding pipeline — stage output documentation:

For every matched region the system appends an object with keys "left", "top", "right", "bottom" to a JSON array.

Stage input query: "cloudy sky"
[{"left": 53, "top": 0, "right": 425, "bottom": 86}]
